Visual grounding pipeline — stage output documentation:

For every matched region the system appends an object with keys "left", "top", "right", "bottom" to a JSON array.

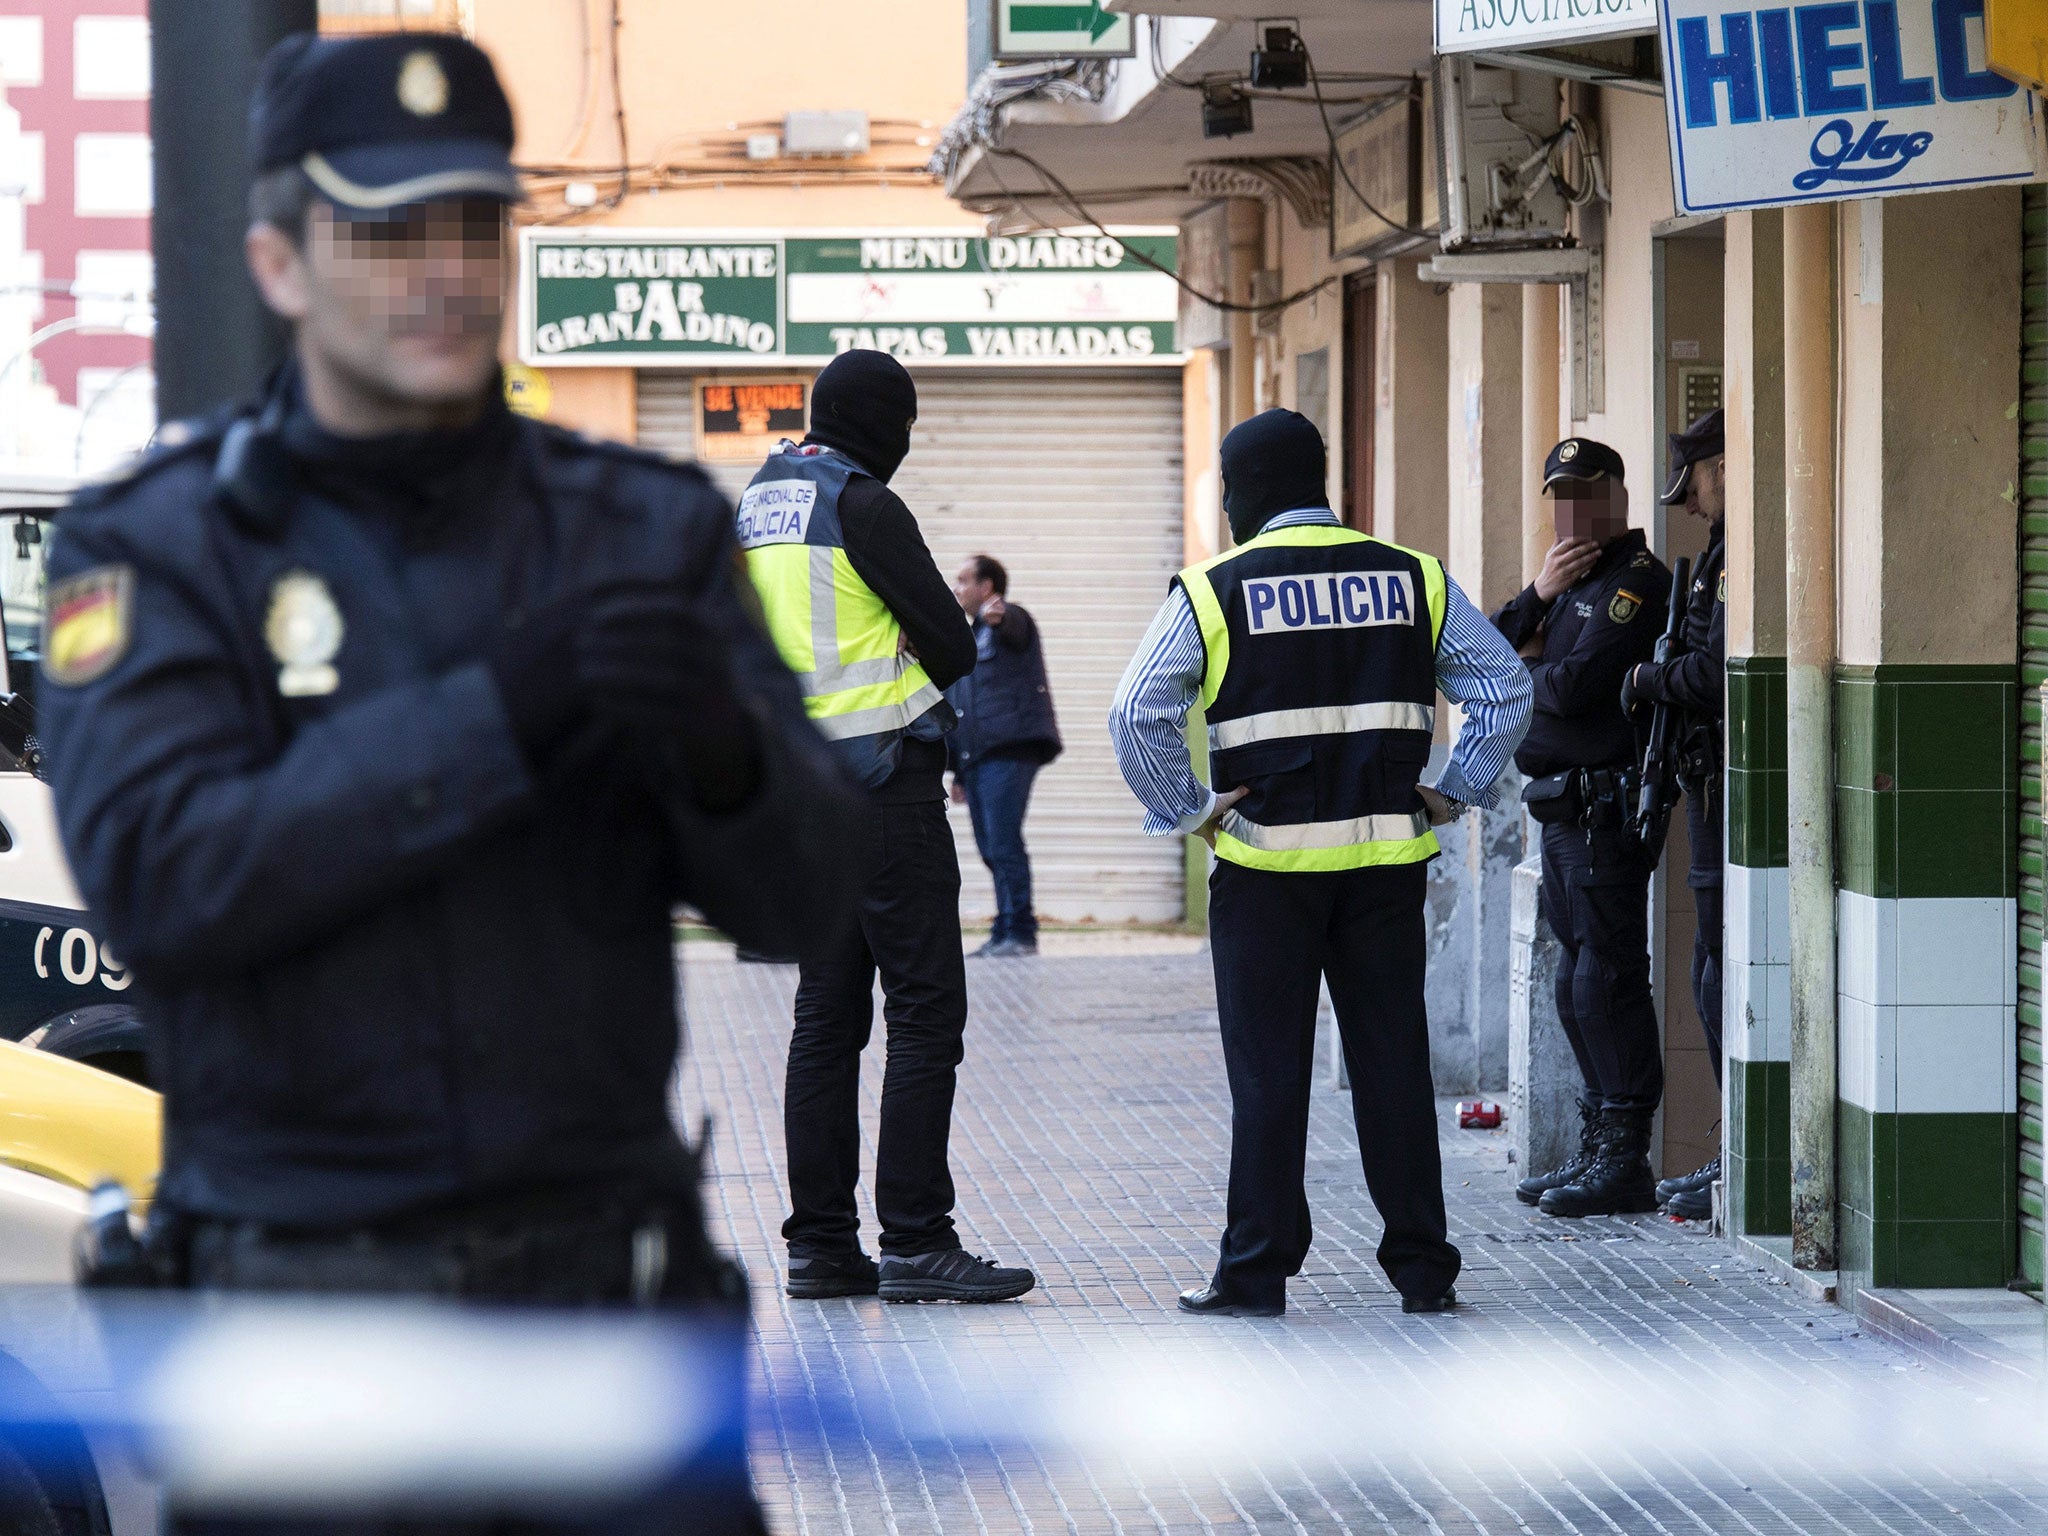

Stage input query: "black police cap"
[
  {"left": 1660, "top": 408, "right": 1726, "bottom": 504},
  {"left": 250, "top": 33, "right": 521, "bottom": 212},
  {"left": 1542, "top": 437, "right": 1625, "bottom": 491}
]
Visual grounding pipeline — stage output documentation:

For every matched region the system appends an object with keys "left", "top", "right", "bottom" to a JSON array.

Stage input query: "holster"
[{"left": 1521, "top": 771, "right": 1583, "bottom": 825}]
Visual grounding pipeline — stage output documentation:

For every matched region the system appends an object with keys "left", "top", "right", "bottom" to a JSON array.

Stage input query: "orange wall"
[{"left": 471, "top": 0, "right": 974, "bottom": 439}]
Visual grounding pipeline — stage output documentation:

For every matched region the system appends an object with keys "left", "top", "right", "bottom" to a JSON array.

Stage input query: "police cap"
[
  {"left": 1542, "top": 436, "right": 1625, "bottom": 492},
  {"left": 250, "top": 33, "right": 521, "bottom": 212},
  {"left": 1660, "top": 408, "right": 1725, "bottom": 505}
]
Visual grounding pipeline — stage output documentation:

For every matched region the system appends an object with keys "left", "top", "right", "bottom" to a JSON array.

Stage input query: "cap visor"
[
  {"left": 1543, "top": 467, "right": 1606, "bottom": 492},
  {"left": 303, "top": 141, "right": 524, "bottom": 212},
  {"left": 1660, "top": 461, "right": 1694, "bottom": 505}
]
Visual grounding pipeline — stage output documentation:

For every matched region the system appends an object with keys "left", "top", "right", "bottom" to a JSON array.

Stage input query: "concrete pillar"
[
  {"left": 1520, "top": 283, "right": 1562, "bottom": 584},
  {"left": 1446, "top": 283, "right": 1525, "bottom": 611},
  {"left": 1721, "top": 209, "right": 1793, "bottom": 1239},
  {"left": 1428, "top": 282, "right": 1524, "bottom": 1096},
  {"left": 1373, "top": 262, "right": 1450, "bottom": 553},
  {"left": 1511, "top": 857, "right": 1578, "bottom": 1177},
  {"left": 1225, "top": 199, "right": 1264, "bottom": 433}
]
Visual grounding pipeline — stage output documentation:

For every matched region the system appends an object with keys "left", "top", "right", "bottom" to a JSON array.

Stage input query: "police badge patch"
[
  {"left": 44, "top": 565, "right": 134, "bottom": 686},
  {"left": 1608, "top": 588, "right": 1642, "bottom": 624},
  {"left": 266, "top": 571, "right": 346, "bottom": 698}
]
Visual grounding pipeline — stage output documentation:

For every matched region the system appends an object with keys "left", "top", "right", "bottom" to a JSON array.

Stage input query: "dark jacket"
[
  {"left": 945, "top": 602, "right": 1061, "bottom": 771},
  {"left": 1633, "top": 520, "right": 1726, "bottom": 723},
  {"left": 1490, "top": 529, "right": 1669, "bottom": 778},
  {"left": 827, "top": 469, "right": 976, "bottom": 803},
  {"left": 40, "top": 397, "right": 862, "bottom": 1230}
]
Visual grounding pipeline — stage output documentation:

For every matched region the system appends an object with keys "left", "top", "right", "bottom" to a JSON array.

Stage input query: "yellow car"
[{"left": 0, "top": 1039, "right": 159, "bottom": 1286}]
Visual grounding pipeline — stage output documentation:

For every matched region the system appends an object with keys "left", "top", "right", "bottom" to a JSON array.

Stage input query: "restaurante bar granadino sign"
[{"left": 520, "top": 228, "right": 1182, "bottom": 366}]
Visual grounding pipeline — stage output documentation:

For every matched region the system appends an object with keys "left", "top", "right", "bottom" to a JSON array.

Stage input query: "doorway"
[
  {"left": 1341, "top": 271, "right": 1377, "bottom": 530},
  {"left": 1650, "top": 217, "right": 1726, "bottom": 1181}
]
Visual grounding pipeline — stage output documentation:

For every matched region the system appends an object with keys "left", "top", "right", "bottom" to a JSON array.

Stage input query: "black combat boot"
[
  {"left": 1515, "top": 1098, "right": 1602, "bottom": 1206},
  {"left": 1655, "top": 1156, "right": 1720, "bottom": 1207},
  {"left": 1538, "top": 1108, "right": 1659, "bottom": 1217}
]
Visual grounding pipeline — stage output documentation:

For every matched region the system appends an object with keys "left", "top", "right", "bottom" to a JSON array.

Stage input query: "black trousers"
[
  {"left": 1208, "top": 859, "right": 1459, "bottom": 1306},
  {"left": 1687, "top": 779, "right": 1725, "bottom": 1088},
  {"left": 1539, "top": 818, "right": 1662, "bottom": 1113},
  {"left": 783, "top": 798, "right": 967, "bottom": 1259}
]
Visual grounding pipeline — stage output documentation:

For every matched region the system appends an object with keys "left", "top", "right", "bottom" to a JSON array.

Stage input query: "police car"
[{"left": 0, "top": 475, "right": 146, "bottom": 1087}]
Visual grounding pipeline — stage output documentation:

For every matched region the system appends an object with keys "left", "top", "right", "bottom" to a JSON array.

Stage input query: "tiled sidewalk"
[{"left": 674, "top": 941, "right": 2048, "bottom": 1536}]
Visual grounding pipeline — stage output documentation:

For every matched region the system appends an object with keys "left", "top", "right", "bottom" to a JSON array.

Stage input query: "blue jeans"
[{"left": 962, "top": 753, "right": 1040, "bottom": 944}]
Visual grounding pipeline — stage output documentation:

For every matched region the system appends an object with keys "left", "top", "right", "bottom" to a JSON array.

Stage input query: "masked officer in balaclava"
[
  {"left": 1110, "top": 408, "right": 1530, "bottom": 1317},
  {"left": 739, "top": 349, "right": 1038, "bottom": 1305}
]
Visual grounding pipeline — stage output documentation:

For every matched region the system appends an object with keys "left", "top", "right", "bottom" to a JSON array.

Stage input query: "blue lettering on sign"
[
  {"left": 1675, "top": 0, "right": 2016, "bottom": 128},
  {"left": 1793, "top": 116, "right": 1936, "bottom": 187},
  {"left": 734, "top": 480, "right": 818, "bottom": 548},
  {"left": 1242, "top": 572, "right": 1419, "bottom": 635}
]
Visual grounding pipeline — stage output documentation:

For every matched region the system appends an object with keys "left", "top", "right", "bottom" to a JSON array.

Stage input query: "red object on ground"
[{"left": 1456, "top": 1100, "right": 1503, "bottom": 1129}]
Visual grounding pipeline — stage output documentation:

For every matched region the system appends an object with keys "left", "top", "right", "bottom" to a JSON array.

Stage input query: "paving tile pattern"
[{"left": 674, "top": 944, "right": 2048, "bottom": 1535}]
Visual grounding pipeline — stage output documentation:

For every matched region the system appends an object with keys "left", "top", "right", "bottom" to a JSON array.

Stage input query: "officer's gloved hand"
[
  {"left": 576, "top": 585, "right": 764, "bottom": 814},
  {"left": 1619, "top": 663, "right": 1644, "bottom": 717},
  {"left": 485, "top": 600, "right": 586, "bottom": 770}
]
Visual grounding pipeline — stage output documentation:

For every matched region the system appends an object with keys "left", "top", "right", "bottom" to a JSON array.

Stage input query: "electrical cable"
[
  {"left": 1304, "top": 56, "right": 1429, "bottom": 240},
  {"left": 981, "top": 146, "right": 1338, "bottom": 317},
  {"left": 604, "top": 0, "right": 630, "bottom": 208}
]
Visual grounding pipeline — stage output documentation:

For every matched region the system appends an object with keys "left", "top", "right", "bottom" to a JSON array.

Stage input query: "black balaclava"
[
  {"left": 1220, "top": 408, "right": 1328, "bottom": 545},
  {"left": 805, "top": 349, "right": 918, "bottom": 484}
]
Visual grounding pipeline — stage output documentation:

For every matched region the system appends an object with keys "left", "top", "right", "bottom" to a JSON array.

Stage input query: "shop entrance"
[{"left": 1651, "top": 217, "right": 1727, "bottom": 1181}]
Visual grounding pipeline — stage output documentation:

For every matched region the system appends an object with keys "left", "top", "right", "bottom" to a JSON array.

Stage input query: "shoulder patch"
[
  {"left": 44, "top": 564, "right": 134, "bottom": 686},
  {"left": 1608, "top": 588, "right": 1643, "bottom": 625}
]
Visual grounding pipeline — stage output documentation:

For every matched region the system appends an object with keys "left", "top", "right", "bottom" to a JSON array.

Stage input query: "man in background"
[{"left": 948, "top": 554, "right": 1062, "bottom": 958}]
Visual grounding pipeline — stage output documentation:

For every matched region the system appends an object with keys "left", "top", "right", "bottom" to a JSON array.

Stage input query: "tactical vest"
[
  {"left": 738, "top": 444, "right": 942, "bottom": 780},
  {"left": 1179, "top": 523, "right": 1447, "bottom": 872}
]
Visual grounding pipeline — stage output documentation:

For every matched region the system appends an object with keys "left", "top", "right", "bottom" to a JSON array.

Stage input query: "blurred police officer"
[
  {"left": 1110, "top": 409, "right": 1530, "bottom": 1317},
  {"left": 738, "top": 350, "right": 1038, "bottom": 1304},
  {"left": 1626, "top": 410, "right": 1727, "bottom": 1221},
  {"left": 40, "top": 33, "right": 859, "bottom": 1532},
  {"left": 1491, "top": 439, "right": 1670, "bottom": 1219}
]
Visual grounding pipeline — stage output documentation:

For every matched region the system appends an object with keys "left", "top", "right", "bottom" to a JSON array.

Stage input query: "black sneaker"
[
  {"left": 878, "top": 1249, "right": 1036, "bottom": 1303},
  {"left": 786, "top": 1251, "right": 880, "bottom": 1299}
]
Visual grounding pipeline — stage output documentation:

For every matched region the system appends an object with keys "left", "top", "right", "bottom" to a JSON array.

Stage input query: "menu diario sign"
[
  {"left": 521, "top": 229, "right": 1181, "bottom": 367},
  {"left": 1659, "top": 0, "right": 2043, "bottom": 214}
]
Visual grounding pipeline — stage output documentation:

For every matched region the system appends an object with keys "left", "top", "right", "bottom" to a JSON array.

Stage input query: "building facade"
[{"left": 940, "top": 0, "right": 2045, "bottom": 1298}]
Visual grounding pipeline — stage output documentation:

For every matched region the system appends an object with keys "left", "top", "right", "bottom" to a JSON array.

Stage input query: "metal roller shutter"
[
  {"left": 2020, "top": 184, "right": 2046, "bottom": 1287},
  {"left": 637, "top": 368, "right": 1187, "bottom": 926}
]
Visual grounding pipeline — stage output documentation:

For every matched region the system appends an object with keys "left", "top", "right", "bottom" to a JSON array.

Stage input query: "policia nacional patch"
[
  {"left": 1608, "top": 588, "right": 1643, "bottom": 625},
  {"left": 44, "top": 565, "right": 134, "bottom": 686}
]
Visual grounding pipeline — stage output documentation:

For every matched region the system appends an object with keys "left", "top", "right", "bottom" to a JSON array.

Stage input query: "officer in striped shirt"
[{"left": 1109, "top": 409, "right": 1530, "bottom": 1318}]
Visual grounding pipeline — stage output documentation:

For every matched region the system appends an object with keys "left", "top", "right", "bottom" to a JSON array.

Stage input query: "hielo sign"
[{"left": 1659, "top": 0, "right": 2043, "bottom": 214}]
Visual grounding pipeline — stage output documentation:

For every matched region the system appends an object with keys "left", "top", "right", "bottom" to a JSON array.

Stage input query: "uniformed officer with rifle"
[
  {"left": 1491, "top": 439, "right": 1671, "bottom": 1219},
  {"left": 45, "top": 34, "right": 861, "bottom": 1531},
  {"left": 1625, "top": 409, "right": 1728, "bottom": 1221}
]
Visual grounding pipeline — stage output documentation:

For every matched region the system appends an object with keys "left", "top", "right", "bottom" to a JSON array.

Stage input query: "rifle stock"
[{"left": 1632, "top": 557, "right": 1692, "bottom": 858}]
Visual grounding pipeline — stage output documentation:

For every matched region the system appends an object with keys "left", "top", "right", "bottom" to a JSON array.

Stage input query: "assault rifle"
[{"left": 1631, "top": 557, "right": 1691, "bottom": 859}]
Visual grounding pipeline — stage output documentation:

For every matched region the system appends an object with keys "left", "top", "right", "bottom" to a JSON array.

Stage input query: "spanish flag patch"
[
  {"left": 1608, "top": 588, "right": 1642, "bottom": 624},
  {"left": 44, "top": 564, "right": 134, "bottom": 687}
]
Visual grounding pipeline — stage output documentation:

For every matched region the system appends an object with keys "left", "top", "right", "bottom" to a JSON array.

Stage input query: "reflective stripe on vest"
[
  {"left": 739, "top": 448, "right": 941, "bottom": 742},
  {"left": 1181, "top": 523, "right": 1446, "bottom": 874}
]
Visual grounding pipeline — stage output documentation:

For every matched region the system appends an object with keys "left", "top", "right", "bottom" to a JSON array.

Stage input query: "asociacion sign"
[
  {"left": 521, "top": 228, "right": 1180, "bottom": 367},
  {"left": 1435, "top": 0, "right": 1658, "bottom": 55},
  {"left": 1659, "top": 0, "right": 2043, "bottom": 214}
]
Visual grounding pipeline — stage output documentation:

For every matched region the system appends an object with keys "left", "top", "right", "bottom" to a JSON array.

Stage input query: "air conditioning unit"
[{"left": 1433, "top": 58, "right": 1570, "bottom": 253}]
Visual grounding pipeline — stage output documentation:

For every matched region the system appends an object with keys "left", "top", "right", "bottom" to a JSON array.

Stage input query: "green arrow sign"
[
  {"left": 995, "top": 0, "right": 1133, "bottom": 57},
  {"left": 1010, "top": 3, "right": 1117, "bottom": 40}
]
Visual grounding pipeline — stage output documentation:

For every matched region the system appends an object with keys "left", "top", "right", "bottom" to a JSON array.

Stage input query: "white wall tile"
[
  {"left": 1764, "top": 964, "right": 1791, "bottom": 1062},
  {"left": 1894, "top": 1004, "right": 2013, "bottom": 1115},
  {"left": 1837, "top": 890, "right": 1894, "bottom": 1006},
  {"left": 1760, "top": 865, "right": 1790, "bottom": 965},
  {"left": 1837, "top": 994, "right": 1895, "bottom": 1113},
  {"left": 1726, "top": 960, "right": 1756, "bottom": 1062},
  {"left": 1895, "top": 897, "right": 2014, "bottom": 1008},
  {"left": 1724, "top": 863, "right": 1753, "bottom": 972}
]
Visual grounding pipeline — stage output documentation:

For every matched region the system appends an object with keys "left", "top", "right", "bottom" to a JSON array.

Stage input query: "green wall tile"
[
  {"left": 1895, "top": 682, "right": 2013, "bottom": 793},
  {"left": 1835, "top": 675, "right": 1881, "bottom": 790},
  {"left": 1893, "top": 790, "right": 2016, "bottom": 899},
  {"left": 1889, "top": 1219, "right": 2015, "bottom": 1287},
  {"left": 1728, "top": 1063, "right": 1791, "bottom": 1236},
  {"left": 1836, "top": 787, "right": 1888, "bottom": 898},
  {"left": 1728, "top": 656, "right": 1787, "bottom": 776},
  {"left": 1895, "top": 1113, "right": 2017, "bottom": 1223}
]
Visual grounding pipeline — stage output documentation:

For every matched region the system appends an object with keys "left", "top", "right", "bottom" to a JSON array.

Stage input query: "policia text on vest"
[
  {"left": 737, "top": 443, "right": 946, "bottom": 786},
  {"left": 1182, "top": 526, "right": 1445, "bottom": 872}
]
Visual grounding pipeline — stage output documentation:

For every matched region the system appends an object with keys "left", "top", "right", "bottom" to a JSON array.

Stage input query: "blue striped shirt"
[{"left": 1107, "top": 508, "right": 1533, "bottom": 836}]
